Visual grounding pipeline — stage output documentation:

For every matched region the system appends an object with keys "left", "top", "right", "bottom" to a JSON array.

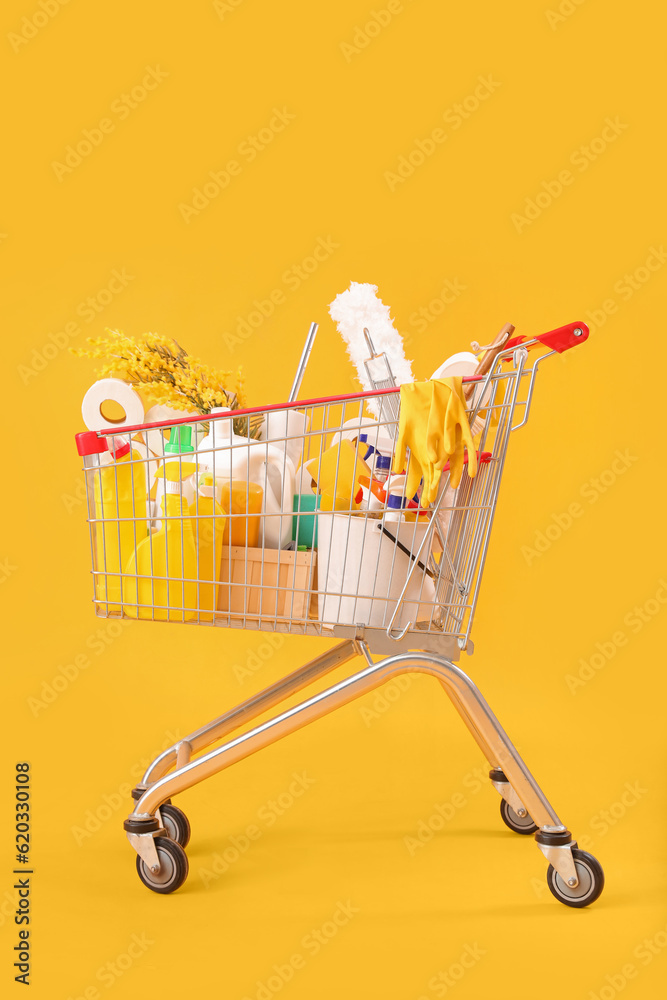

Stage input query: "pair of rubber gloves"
[{"left": 393, "top": 377, "right": 477, "bottom": 505}]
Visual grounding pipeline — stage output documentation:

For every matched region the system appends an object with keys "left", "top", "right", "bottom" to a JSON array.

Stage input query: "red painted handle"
[{"left": 505, "top": 321, "right": 589, "bottom": 355}]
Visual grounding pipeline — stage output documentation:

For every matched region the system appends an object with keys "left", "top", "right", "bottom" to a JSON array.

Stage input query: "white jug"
[{"left": 197, "top": 407, "right": 295, "bottom": 549}]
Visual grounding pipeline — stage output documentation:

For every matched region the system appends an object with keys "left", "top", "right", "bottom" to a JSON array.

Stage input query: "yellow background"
[{"left": 1, "top": 0, "right": 666, "bottom": 997}]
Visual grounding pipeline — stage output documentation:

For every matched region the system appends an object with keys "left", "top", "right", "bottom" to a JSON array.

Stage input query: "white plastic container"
[
  {"left": 316, "top": 513, "right": 435, "bottom": 630},
  {"left": 259, "top": 408, "right": 309, "bottom": 471},
  {"left": 197, "top": 407, "right": 295, "bottom": 549}
]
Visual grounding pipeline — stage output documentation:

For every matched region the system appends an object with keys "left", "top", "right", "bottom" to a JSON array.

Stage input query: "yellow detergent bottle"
[
  {"left": 305, "top": 438, "right": 371, "bottom": 510},
  {"left": 87, "top": 434, "right": 147, "bottom": 613},
  {"left": 189, "top": 473, "right": 225, "bottom": 620},
  {"left": 124, "top": 481, "right": 198, "bottom": 622}
]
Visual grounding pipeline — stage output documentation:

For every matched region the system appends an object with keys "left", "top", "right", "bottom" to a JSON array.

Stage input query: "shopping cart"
[{"left": 74, "top": 320, "right": 605, "bottom": 906}]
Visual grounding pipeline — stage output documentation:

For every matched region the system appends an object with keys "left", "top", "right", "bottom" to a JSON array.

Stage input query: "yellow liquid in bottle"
[{"left": 218, "top": 480, "right": 263, "bottom": 547}]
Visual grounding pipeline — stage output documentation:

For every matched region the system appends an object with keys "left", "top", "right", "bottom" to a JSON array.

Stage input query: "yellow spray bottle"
[
  {"left": 152, "top": 424, "right": 198, "bottom": 503},
  {"left": 189, "top": 473, "right": 225, "bottom": 620}
]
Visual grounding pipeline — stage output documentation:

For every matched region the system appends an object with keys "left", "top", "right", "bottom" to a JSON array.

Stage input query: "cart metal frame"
[{"left": 76, "top": 320, "right": 605, "bottom": 906}]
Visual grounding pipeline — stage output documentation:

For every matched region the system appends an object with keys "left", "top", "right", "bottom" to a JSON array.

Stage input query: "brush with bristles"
[{"left": 328, "top": 282, "right": 414, "bottom": 422}]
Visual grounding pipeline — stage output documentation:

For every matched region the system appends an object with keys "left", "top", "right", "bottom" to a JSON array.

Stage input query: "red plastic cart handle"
[{"left": 504, "top": 321, "right": 589, "bottom": 355}]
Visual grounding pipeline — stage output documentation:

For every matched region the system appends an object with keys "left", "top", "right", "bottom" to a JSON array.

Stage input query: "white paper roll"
[{"left": 81, "top": 378, "right": 144, "bottom": 432}]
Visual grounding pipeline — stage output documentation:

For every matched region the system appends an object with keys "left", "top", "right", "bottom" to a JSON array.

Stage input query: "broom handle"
[{"left": 464, "top": 322, "right": 515, "bottom": 400}]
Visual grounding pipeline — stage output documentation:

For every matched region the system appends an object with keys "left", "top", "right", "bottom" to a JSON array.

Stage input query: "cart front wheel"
[
  {"left": 136, "top": 837, "right": 188, "bottom": 894},
  {"left": 499, "top": 798, "right": 538, "bottom": 835},
  {"left": 546, "top": 849, "right": 604, "bottom": 908},
  {"left": 159, "top": 803, "right": 191, "bottom": 848}
]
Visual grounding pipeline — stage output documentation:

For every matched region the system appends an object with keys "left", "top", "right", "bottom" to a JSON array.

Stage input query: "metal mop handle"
[{"left": 288, "top": 322, "right": 319, "bottom": 403}]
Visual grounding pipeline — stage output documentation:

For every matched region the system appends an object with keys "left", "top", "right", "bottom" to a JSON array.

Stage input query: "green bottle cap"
[{"left": 165, "top": 424, "right": 194, "bottom": 455}]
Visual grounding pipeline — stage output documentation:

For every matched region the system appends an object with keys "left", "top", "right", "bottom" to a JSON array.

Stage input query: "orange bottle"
[{"left": 218, "top": 480, "right": 263, "bottom": 547}]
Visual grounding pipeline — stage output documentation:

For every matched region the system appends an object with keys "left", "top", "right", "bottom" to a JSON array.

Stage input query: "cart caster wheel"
[
  {"left": 499, "top": 798, "right": 538, "bottom": 835},
  {"left": 546, "top": 849, "right": 604, "bottom": 908},
  {"left": 159, "top": 803, "right": 191, "bottom": 848},
  {"left": 135, "top": 837, "right": 189, "bottom": 894}
]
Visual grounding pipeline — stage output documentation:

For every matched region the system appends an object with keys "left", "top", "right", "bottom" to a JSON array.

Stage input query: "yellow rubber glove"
[{"left": 393, "top": 377, "right": 477, "bottom": 504}]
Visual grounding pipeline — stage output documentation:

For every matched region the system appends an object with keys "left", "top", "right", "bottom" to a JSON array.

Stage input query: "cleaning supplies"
[
  {"left": 189, "top": 473, "right": 225, "bottom": 621},
  {"left": 393, "top": 378, "right": 478, "bottom": 504},
  {"left": 152, "top": 425, "right": 197, "bottom": 505},
  {"left": 329, "top": 281, "right": 414, "bottom": 420},
  {"left": 81, "top": 432, "right": 147, "bottom": 612},
  {"left": 358, "top": 475, "right": 387, "bottom": 512},
  {"left": 197, "top": 407, "right": 294, "bottom": 549},
  {"left": 292, "top": 493, "right": 320, "bottom": 548},
  {"left": 305, "top": 439, "right": 371, "bottom": 511},
  {"left": 218, "top": 480, "right": 263, "bottom": 547},
  {"left": 124, "top": 481, "right": 198, "bottom": 622}
]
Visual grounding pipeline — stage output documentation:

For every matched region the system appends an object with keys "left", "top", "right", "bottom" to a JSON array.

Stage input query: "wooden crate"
[{"left": 217, "top": 546, "right": 316, "bottom": 621}]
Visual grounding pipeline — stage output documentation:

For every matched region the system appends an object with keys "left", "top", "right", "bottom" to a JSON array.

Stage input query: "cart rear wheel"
[
  {"left": 546, "top": 849, "right": 604, "bottom": 908},
  {"left": 499, "top": 798, "right": 538, "bottom": 835},
  {"left": 159, "top": 803, "right": 191, "bottom": 848},
  {"left": 136, "top": 837, "right": 188, "bottom": 894}
]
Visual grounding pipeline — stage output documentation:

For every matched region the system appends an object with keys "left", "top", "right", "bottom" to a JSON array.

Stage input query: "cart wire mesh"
[{"left": 77, "top": 346, "right": 541, "bottom": 658}]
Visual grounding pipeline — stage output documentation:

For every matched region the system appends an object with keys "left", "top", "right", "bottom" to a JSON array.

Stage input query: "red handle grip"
[{"left": 504, "top": 321, "right": 589, "bottom": 355}]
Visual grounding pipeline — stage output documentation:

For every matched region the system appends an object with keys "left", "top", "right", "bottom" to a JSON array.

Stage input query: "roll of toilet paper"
[{"left": 81, "top": 378, "right": 144, "bottom": 432}]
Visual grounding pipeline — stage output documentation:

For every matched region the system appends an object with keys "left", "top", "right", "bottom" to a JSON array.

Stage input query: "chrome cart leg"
[
  {"left": 133, "top": 639, "right": 358, "bottom": 794},
  {"left": 125, "top": 645, "right": 603, "bottom": 905}
]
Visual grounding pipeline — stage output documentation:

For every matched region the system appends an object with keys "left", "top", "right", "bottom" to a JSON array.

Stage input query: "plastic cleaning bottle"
[
  {"left": 76, "top": 431, "right": 148, "bottom": 613},
  {"left": 152, "top": 425, "right": 198, "bottom": 505},
  {"left": 197, "top": 407, "right": 294, "bottom": 549},
  {"left": 305, "top": 439, "right": 370, "bottom": 512},
  {"left": 383, "top": 474, "right": 426, "bottom": 523},
  {"left": 189, "top": 473, "right": 225, "bottom": 620},
  {"left": 124, "top": 481, "right": 198, "bottom": 621},
  {"left": 218, "top": 481, "right": 263, "bottom": 546}
]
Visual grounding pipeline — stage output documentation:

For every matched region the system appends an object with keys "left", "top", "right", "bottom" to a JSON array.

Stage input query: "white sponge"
[{"left": 329, "top": 281, "right": 414, "bottom": 416}]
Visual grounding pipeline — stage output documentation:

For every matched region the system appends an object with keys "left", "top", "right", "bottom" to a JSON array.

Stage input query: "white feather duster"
[{"left": 329, "top": 282, "right": 414, "bottom": 417}]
